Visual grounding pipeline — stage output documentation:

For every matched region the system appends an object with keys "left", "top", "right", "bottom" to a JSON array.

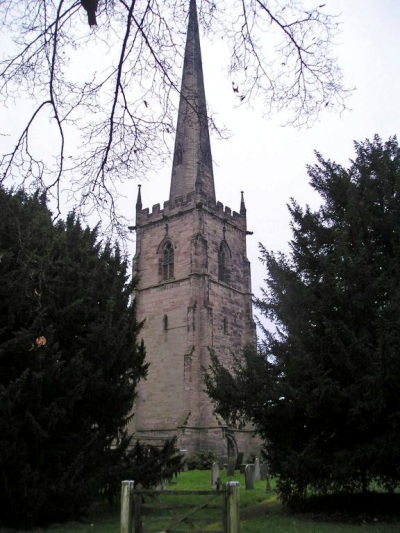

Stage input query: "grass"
[{"left": 3, "top": 470, "right": 400, "bottom": 533}]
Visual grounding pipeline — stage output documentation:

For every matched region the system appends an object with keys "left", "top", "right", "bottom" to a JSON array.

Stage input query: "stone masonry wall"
[{"left": 129, "top": 194, "right": 257, "bottom": 456}]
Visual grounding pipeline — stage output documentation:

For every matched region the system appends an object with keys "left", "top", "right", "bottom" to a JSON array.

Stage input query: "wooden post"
[
  {"left": 226, "top": 481, "right": 240, "bottom": 533},
  {"left": 120, "top": 480, "right": 134, "bottom": 533}
]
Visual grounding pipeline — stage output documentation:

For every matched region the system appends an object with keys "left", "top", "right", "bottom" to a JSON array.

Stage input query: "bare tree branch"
[{"left": 0, "top": 0, "right": 351, "bottom": 235}]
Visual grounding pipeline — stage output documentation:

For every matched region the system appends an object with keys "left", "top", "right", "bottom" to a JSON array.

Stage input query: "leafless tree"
[{"left": 0, "top": 0, "right": 350, "bottom": 235}]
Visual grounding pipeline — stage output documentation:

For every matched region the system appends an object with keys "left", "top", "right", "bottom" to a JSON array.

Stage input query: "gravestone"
[
  {"left": 155, "top": 478, "right": 167, "bottom": 490},
  {"left": 211, "top": 462, "right": 220, "bottom": 488},
  {"left": 226, "top": 457, "right": 236, "bottom": 476},
  {"left": 234, "top": 452, "right": 244, "bottom": 471},
  {"left": 260, "top": 463, "right": 271, "bottom": 491},
  {"left": 253, "top": 457, "right": 261, "bottom": 481},
  {"left": 245, "top": 464, "right": 255, "bottom": 490}
]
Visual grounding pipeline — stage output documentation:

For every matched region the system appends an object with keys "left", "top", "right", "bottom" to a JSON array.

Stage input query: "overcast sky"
[
  {"left": 1, "top": 1, "right": 399, "bottom": 324},
  {"left": 138, "top": 0, "right": 400, "bottom": 309}
]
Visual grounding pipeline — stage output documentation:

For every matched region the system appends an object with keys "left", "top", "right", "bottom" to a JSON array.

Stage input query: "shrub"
[{"left": 185, "top": 450, "right": 217, "bottom": 470}]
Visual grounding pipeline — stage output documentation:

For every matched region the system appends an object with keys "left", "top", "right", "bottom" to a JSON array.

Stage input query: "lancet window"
[
  {"left": 162, "top": 241, "right": 174, "bottom": 280},
  {"left": 218, "top": 241, "right": 231, "bottom": 284}
]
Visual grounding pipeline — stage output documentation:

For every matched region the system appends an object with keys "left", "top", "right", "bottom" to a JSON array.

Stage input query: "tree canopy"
[
  {"left": 205, "top": 135, "right": 400, "bottom": 505},
  {"left": 0, "top": 0, "right": 349, "bottom": 233},
  {"left": 0, "top": 187, "right": 149, "bottom": 527}
]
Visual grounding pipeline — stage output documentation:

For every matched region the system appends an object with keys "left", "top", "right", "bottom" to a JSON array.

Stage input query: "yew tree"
[
  {"left": 0, "top": 187, "right": 148, "bottom": 527},
  {"left": 205, "top": 136, "right": 400, "bottom": 503}
]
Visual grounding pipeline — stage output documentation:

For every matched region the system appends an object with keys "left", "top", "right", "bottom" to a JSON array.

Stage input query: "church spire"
[{"left": 169, "top": 0, "right": 215, "bottom": 204}]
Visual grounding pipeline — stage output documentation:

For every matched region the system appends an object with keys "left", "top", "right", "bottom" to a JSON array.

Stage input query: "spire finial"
[
  {"left": 169, "top": 0, "right": 215, "bottom": 204},
  {"left": 240, "top": 191, "right": 246, "bottom": 216},
  {"left": 136, "top": 184, "right": 142, "bottom": 211}
]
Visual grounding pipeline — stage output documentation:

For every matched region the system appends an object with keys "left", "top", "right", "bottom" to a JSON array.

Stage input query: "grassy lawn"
[{"left": 3, "top": 470, "right": 399, "bottom": 533}]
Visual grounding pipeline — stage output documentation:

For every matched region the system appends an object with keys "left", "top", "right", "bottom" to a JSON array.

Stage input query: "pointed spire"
[
  {"left": 240, "top": 191, "right": 246, "bottom": 216},
  {"left": 136, "top": 184, "right": 142, "bottom": 211},
  {"left": 169, "top": 0, "right": 215, "bottom": 204}
]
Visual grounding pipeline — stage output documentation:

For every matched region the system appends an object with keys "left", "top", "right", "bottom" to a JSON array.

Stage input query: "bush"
[{"left": 185, "top": 450, "right": 217, "bottom": 470}]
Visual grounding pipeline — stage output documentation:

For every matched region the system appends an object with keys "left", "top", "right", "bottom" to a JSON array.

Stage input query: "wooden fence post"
[
  {"left": 226, "top": 481, "right": 240, "bottom": 533},
  {"left": 120, "top": 480, "right": 134, "bottom": 533}
]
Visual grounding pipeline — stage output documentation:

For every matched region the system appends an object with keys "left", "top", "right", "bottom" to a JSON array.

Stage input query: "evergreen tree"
[
  {"left": 0, "top": 189, "right": 148, "bottom": 527},
  {"left": 205, "top": 136, "right": 400, "bottom": 504}
]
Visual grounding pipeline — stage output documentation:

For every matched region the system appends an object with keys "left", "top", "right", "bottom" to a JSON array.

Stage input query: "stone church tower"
[{"left": 130, "top": 0, "right": 257, "bottom": 456}]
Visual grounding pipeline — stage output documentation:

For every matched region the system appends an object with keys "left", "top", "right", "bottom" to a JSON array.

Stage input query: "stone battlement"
[{"left": 137, "top": 190, "right": 244, "bottom": 227}]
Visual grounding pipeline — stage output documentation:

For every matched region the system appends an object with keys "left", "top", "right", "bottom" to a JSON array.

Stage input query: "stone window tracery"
[{"left": 162, "top": 241, "right": 174, "bottom": 280}]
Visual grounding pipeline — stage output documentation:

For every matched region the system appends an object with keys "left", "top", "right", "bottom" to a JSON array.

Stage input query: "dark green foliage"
[
  {"left": 0, "top": 188, "right": 148, "bottom": 527},
  {"left": 104, "top": 437, "right": 183, "bottom": 501},
  {"left": 288, "top": 492, "right": 400, "bottom": 519},
  {"left": 184, "top": 449, "right": 218, "bottom": 470},
  {"left": 206, "top": 136, "right": 400, "bottom": 505}
]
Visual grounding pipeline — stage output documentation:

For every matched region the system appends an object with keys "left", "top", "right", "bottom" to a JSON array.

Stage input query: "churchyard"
[{"left": 5, "top": 467, "right": 398, "bottom": 533}]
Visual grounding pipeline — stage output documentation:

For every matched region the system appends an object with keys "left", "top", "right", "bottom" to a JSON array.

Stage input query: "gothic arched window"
[
  {"left": 163, "top": 314, "right": 168, "bottom": 331},
  {"left": 218, "top": 242, "right": 231, "bottom": 284},
  {"left": 162, "top": 241, "right": 174, "bottom": 280}
]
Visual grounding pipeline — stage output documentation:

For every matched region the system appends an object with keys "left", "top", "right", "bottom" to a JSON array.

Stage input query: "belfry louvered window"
[
  {"left": 162, "top": 241, "right": 174, "bottom": 280},
  {"left": 218, "top": 242, "right": 230, "bottom": 284}
]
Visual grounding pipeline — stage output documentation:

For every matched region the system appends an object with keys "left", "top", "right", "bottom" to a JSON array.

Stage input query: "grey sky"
[
  {"left": 140, "top": 0, "right": 400, "bottom": 309},
  {"left": 1, "top": 1, "right": 399, "bottom": 323}
]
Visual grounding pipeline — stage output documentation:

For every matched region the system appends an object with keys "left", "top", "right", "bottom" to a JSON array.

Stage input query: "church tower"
[{"left": 130, "top": 0, "right": 257, "bottom": 456}]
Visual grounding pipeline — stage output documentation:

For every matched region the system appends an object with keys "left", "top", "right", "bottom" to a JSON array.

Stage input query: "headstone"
[
  {"left": 155, "top": 478, "right": 167, "bottom": 490},
  {"left": 211, "top": 462, "right": 220, "bottom": 488},
  {"left": 234, "top": 452, "right": 244, "bottom": 471},
  {"left": 226, "top": 457, "right": 236, "bottom": 476},
  {"left": 245, "top": 464, "right": 255, "bottom": 490},
  {"left": 260, "top": 463, "right": 272, "bottom": 491},
  {"left": 253, "top": 457, "right": 261, "bottom": 481}
]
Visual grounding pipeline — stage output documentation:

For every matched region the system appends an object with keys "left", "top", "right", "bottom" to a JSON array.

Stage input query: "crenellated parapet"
[{"left": 136, "top": 190, "right": 247, "bottom": 232}]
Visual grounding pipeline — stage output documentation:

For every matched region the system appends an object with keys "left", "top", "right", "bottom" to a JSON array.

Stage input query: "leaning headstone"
[
  {"left": 253, "top": 457, "right": 261, "bottom": 481},
  {"left": 245, "top": 464, "right": 255, "bottom": 490},
  {"left": 211, "top": 462, "right": 220, "bottom": 488},
  {"left": 226, "top": 457, "right": 236, "bottom": 476}
]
